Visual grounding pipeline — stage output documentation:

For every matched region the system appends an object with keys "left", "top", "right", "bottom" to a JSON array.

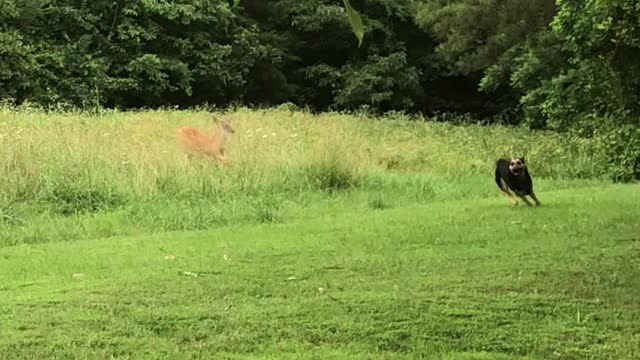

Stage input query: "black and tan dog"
[{"left": 495, "top": 157, "right": 541, "bottom": 207}]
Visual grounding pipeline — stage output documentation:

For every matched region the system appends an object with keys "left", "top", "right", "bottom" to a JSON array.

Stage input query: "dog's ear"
[{"left": 520, "top": 156, "right": 526, "bottom": 163}]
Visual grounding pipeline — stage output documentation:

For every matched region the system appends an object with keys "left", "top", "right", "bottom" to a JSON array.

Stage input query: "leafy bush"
[{"left": 572, "top": 115, "right": 640, "bottom": 182}]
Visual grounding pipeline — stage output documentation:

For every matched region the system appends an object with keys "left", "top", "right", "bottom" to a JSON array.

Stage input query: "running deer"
[{"left": 177, "top": 118, "right": 235, "bottom": 164}]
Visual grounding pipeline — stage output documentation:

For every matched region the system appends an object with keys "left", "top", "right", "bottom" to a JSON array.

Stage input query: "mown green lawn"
[{"left": 1, "top": 184, "right": 639, "bottom": 359}]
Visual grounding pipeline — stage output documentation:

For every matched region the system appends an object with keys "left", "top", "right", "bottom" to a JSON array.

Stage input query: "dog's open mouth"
[{"left": 509, "top": 166, "right": 523, "bottom": 176}]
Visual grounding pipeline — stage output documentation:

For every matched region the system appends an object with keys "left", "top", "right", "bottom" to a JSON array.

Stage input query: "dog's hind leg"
[
  {"left": 498, "top": 179, "right": 518, "bottom": 205},
  {"left": 529, "top": 192, "right": 541, "bottom": 206},
  {"left": 518, "top": 195, "right": 534, "bottom": 207}
]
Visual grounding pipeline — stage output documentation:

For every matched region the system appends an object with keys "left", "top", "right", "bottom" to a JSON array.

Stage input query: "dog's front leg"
[{"left": 499, "top": 179, "right": 518, "bottom": 205}]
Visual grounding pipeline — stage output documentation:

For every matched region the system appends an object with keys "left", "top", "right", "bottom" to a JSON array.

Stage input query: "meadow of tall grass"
[
  {"left": 2, "top": 106, "right": 640, "bottom": 359},
  {"left": 0, "top": 105, "right": 609, "bottom": 246}
]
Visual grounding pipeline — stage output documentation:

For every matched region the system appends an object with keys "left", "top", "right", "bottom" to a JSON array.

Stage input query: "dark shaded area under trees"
[{"left": 1, "top": 0, "right": 639, "bottom": 179}]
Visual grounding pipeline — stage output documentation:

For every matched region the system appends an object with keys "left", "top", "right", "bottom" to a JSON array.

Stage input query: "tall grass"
[{"left": 0, "top": 106, "right": 611, "bottom": 245}]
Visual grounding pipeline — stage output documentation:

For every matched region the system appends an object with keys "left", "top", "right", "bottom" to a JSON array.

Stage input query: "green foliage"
[
  {"left": 506, "top": 0, "right": 640, "bottom": 132},
  {"left": 525, "top": 60, "right": 629, "bottom": 130},
  {"left": 501, "top": 0, "right": 640, "bottom": 181},
  {"left": 0, "top": 30, "right": 36, "bottom": 101},
  {"left": 550, "top": 0, "right": 640, "bottom": 118},
  {"left": 569, "top": 115, "right": 640, "bottom": 182},
  {"left": 306, "top": 52, "right": 423, "bottom": 111},
  {"left": 339, "top": 53, "right": 422, "bottom": 110},
  {"left": 479, "top": 31, "right": 566, "bottom": 97},
  {"left": 126, "top": 54, "right": 193, "bottom": 98},
  {"left": 414, "top": 0, "right": 559, "bottom": 119},
  {"left": 415, "top": 0, "right": 555, "bottom": 76},
  {"left": 280, "top": 0, "right": 429, "bottom": 111},
  {"left": 599, "top": 125, "right": 640, "bottom": 182},
  {"left": 0, "top": 0, "right": 443, "bottom": 113},
  {"left": 0, "top": 0, "right": 510, "bottom": 115},
  {"left": 0, "top": 0, "right": 272, "bottom": 108},
  {"left": 235, "top": 0, "right": 366, "bottom": 47},
  {"left": 0, "top": 0, "right": 41, "bottom": 102},
  {"left": 343, "top": 0, "right": 365, "bottom": 47}
]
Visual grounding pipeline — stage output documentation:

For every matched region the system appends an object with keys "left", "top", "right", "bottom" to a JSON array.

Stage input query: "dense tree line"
[{"left": 1, "top": 1, "right": 639, "bottom": 129}]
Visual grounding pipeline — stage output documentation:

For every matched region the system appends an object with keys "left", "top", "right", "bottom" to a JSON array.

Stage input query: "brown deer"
[{"left": 177, "top": 118, "right": 235, "bottom": 164}]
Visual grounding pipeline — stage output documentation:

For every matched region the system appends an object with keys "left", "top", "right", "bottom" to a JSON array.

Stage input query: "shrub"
[{"left": 571, "top": 114, "right": 640, "bottom": 182}]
